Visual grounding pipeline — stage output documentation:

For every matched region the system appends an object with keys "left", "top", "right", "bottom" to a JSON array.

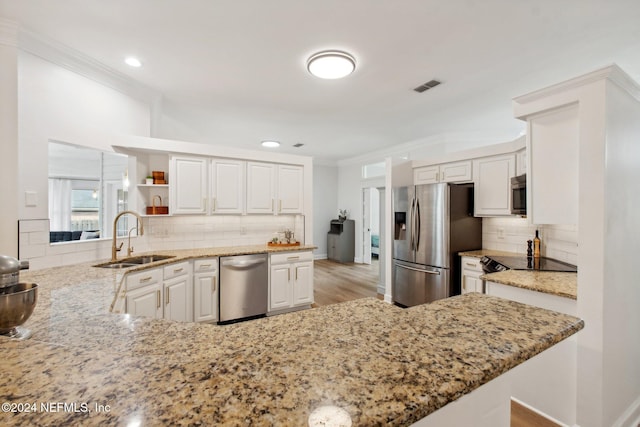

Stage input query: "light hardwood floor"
[{"left": 312, "top": 258, "right": 559, "bottom": 427}]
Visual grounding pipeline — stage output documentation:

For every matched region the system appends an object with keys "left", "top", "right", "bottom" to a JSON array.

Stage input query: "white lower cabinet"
[
  {"left": 126, "top": 282, "right": 163, "bottom": 319},
  {"left": 460, "top": 256, "right": 483, "bottom": 294},
  {"left": 269, "top": 251, "right": 314, "bottom": 313},
  {"left": 125, "top": 261, "right": 193, "bottom": 322},
  {"left": 125, "top": 268, "right": 163, "bottom": 319},
  {"left": 193, "top": 258, "right": 219, "bottom": 323}
]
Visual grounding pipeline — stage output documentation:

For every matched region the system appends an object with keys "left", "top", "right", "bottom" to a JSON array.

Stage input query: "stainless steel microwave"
[{"left": 511, "top": 174, "right": 526, "bottom": 215}]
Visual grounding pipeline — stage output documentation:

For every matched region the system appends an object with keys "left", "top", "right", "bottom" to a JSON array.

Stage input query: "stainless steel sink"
[{"left": 94, "top": 254, "right": 176, "bottom": 269}]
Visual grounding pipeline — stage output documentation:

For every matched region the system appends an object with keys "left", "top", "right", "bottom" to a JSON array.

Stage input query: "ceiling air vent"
[
  {"left": 293, "top": 143, "right": 304, "bottom": 148},
  {"left": 413, "top": 79, "right": 441, "bottom": 93}
]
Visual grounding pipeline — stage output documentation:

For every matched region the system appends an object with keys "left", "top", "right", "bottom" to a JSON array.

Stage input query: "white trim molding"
[{"left": 0, "top": 18, "right": 18, "bottom": 47}]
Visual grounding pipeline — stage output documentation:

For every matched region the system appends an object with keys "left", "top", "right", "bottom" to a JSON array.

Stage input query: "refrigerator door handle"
[
  {"left": 409, "top": 197, "right": 416, "bottom": 251},
  {"left": 415, "top": 198, "right": 421, "bottom": 252},
  {"left": 396, "top": 263, "right": 441, "bottom": 275}
]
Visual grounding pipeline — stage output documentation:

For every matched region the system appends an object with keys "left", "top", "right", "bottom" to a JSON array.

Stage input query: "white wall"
[
  {"left": 336, "top": 163, "right": 363, "bottom": 261},
  {"left": 18, "top": 51, "right": 151, "bottom": 223},
  {"left": 312, "top": 165, "right": 338, "bottom": 258}
]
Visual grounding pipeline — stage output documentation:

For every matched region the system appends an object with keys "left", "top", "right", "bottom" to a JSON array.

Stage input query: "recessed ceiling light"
[
  {"left": 261, "top": 140, "right": 280, "bottom": 148},
  {"left": 307, "top": 50, "right": 356, "bottom": 79},
  {"left": 125, "top": 57, "right": 142, "bottom": 67}
]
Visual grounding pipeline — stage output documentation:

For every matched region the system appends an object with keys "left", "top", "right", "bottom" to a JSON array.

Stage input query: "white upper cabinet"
[
  {"left": 246, "top": 162, "right": 276, "bottom": 213},
  {"left": 516, "top": 148, "right": 527, "bottom": 176},
  {"left": 473, "top": 154, "right": 516, "bottom": 216},
  {"left": 210, "top": 159, "right": 245, "bottom": 214},
  {"left": 414, "top": 161, "right": 472, "bottom": 185},
  {"left": 277, "top": 165, "right": 304, "bottom": 214},
  {"left": 527, "top": 104, "right": 579, "bottom": 225},
  {"left": 170, "top": 156, "right": 208, "bottom": 215},
  {"left": 246, "top": 162, "right": 303, "bottom": 214}
]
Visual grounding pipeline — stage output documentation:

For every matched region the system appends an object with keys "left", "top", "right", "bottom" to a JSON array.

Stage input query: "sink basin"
[{"left": 94, "top": 254, "right": 176, "bottom": 269}]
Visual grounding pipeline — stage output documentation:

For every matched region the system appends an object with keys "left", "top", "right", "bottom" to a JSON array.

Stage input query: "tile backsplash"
[
  {"left": 19, "top": 215, "right": 305, "bottom": 271},
  {"left": 482, "top": 217, "right": 578, "bottom": 265}
]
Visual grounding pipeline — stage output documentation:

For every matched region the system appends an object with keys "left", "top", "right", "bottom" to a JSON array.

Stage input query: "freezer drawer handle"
[{"left": 396, "top": 263, "right": 440, "bottom": 275}]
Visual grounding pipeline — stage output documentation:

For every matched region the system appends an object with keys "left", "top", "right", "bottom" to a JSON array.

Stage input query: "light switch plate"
[{"left": 25, "top": 191, "right": 38, "bottom": 207}]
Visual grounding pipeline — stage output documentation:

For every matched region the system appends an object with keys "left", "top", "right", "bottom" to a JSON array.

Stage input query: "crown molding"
[
  {"left": 17, "top": 27, "right": 160, "bottom": 105},
  {"left": 0, "top": 18, "right": 18, "bottom": 47},
  {"left": 514, "top": 64, "right": 640, "bottom": 105}
]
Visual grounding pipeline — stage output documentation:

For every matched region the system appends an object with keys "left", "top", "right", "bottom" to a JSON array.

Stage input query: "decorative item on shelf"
[
  {"left": 152, "top": 171, "right": 166, "bottom": 185},
  {"left": 338, "top": 209, "right": 348, "bottom": 221},
  {"left": 146, "top": 195, "right": 169, "bottom": 215},
  {"left": 145, "top": 176, "right": 153, "bottom": 185}
]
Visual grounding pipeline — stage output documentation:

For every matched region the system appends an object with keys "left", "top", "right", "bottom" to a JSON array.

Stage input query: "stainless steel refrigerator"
[{"left": 392, "top": 183, "right": 481, "bottom": 307}]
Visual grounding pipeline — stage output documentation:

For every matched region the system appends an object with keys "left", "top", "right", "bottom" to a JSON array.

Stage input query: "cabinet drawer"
[
  {"left": 163, "top": 261, "right": 191, "bottom": 280},
  {"left": 270, "top": 251, "right": 313, "bottom": 265},
  {"left": 461, "top": 256, "right": 482, "bottom": 272},
  {"left": 194, "top": 258, "right": 218, "bottom": 273},
  {"left": 126, "top": 268, "right": 162, "bottom": 291}
]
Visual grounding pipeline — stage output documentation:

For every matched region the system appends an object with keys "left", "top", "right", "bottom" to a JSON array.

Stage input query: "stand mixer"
[{"left": 0, "top": 255, "right": 37, "bottom": 340}]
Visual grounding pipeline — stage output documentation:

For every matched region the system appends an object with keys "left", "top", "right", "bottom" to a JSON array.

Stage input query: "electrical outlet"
[{"left": 497, "top": 228, "right": 505, "bottom": 239}]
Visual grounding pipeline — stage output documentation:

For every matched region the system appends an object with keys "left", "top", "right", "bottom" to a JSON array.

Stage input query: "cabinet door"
[
  {"left": 126, "top": 283, "right": 162, "bottom": 319},
  {"left": 171, "top": 156, "right": 207, "bottom": 214},
  {"left": 277, "top": 165, "right": 304, "bottom": 214},
  {"left": 529, "top": 104, "right": 579, "bottom": 225},
  {"left": 474, "top": 154, "right": 516, "bottom": 216},
  {"left": 516, "top": 148, "right": 527, "bottom": 176},
  {"left": 246, "top": 162, "right": 276, "bottom": 214},
  {"left": 193, "top": 272, "right": 218, "bottom": 323},
  {"left": 164, "top": 275, "right": 192, "bottom": 322},
  {"left": 269, "top": 264, "right": 292, "bottom": 311},
  {"left": 462, "top": 272, "right": 483, "bottom": 294},
  {"left": 414, "top": 165, "right": 439, "bottom": 185},
  {"left": 440, "top": 161, "right": 472, "bottom": 183},
  {"left": 211, "top": 159, "right": 244, "bottom": 214},
  {"left": 292, "top": 261, "right": 314, "bottom": 306}
]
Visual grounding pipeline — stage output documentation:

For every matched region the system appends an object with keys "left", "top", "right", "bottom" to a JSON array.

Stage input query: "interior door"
[{"left": 362, "top": 188, "right": 372, "bottom": 265}]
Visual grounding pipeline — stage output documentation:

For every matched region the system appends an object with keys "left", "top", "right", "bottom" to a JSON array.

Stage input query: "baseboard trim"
[
  {"left": 313, "top": 253, "right": 328, "bottom": 260},
  {"left": 612, "top": 394, "right": 640, "bottom": 427},
  {"left": 510, "top": 397, "right": 574, "bottom": 427}
]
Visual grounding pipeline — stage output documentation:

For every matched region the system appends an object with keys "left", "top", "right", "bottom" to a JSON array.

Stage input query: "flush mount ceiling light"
[
  {"left": 307, "top": 50, "right": 356, "bottom": 79},
  {"left": 125, "top": 57, "right": 142, "bottom": 67},
  {"left": 261, "top": 140, "right": 280, "bottom": 148}
]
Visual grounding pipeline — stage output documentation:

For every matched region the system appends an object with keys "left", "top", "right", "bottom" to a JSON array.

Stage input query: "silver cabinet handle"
[
  {"left": 287, "top": 256, "right": 300, "bottom": 261},
  {"left": 212, "top": 197, "right": 217, "bottom": 212},
  {"left": 140, "top": 276, "right": 153, "bottom": 283},
  {"left": 199, "top": 263, "right": 212, "bottom": 269},
  {"left": 466, "top": 262, "right": 477, "bottom": 267},
  {"left": 166, "top": 288, "right": 170, "bottom": 305},
  {"left": 174, "top": 267, "right": 184, "bottom": 273},
  {"left": 212, "top": 276, "right": 217, "bottom": 293},
  {"left": 156, "top": 290, "right": 161, "bottom": 308},
  {"left": 279, "top": 199, "right": 282, "bottom": 213}
]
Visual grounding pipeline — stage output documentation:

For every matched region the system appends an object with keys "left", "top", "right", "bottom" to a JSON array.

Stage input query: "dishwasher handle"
[{"left": 222, "top": 258, "right": 266, "bottom": 269}]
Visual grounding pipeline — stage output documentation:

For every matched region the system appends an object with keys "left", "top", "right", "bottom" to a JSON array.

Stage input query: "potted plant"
[{"left": 145, "top": 176, "right": 154, "bottom": 185}]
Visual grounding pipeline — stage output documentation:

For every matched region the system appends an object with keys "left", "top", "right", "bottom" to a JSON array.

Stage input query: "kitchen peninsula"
[{"left": 0, "top": 252, "right": 583, "bottom": 426}]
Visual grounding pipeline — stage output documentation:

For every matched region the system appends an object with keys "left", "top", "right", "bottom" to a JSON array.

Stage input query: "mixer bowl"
[{"left": 0, "top": 282, "right": 38, "bottom": 340}]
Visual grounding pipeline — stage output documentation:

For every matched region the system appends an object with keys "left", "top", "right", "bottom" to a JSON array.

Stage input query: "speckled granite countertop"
[
  {"left": 459, "top": 249, "right": 578, "bottom": 300},
  {"left": 481, "top": 270, "right": 577, "bottom": 300},
  {"left": 1, "top": 249, "right": 583, "bottom": 426}
]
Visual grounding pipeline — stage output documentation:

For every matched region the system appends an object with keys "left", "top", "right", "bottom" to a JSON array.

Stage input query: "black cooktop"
[{"left": 481, "top": 255, "right": 577, "bottom": 273}]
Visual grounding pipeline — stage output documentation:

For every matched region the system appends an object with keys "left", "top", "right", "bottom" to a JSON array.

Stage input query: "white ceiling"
[{"left": 2, "top": 0, "right": 640, "bottom": 164}]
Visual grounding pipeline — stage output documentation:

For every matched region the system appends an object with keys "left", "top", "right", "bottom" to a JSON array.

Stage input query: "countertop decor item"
[
  {"left": 338, "top": 209, "right": 348, "bottom": 221},
  {"left": 146, "top": 195, "right": 169, "bottom": 215},
  {"left": 0, "top": 254, "right": 37, "bottom": 340}
]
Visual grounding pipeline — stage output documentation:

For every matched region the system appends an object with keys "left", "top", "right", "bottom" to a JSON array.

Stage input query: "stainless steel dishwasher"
[{"left": 219, "top": 253, "right": 268, "bottom": 324}]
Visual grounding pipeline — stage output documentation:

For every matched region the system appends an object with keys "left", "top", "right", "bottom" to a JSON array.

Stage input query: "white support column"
[{"left": 0, "top": 19, "right": 19, "bottom": 257}]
